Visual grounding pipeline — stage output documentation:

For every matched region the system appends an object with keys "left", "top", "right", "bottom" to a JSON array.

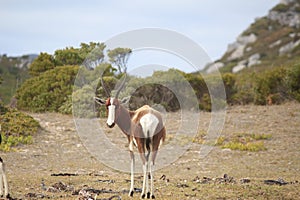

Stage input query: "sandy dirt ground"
[{"left": 2, "top": 102, "right": 300, "bottom": 199}]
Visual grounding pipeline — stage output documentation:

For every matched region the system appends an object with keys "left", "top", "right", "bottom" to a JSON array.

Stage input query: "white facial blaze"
[{"left": 107, "top": 98, "right": 115, "bottom": 126}]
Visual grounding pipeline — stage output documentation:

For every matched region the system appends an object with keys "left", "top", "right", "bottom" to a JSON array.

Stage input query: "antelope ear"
[
  {"left": 121, "top": 96, "right": 130, "bottom": 105},
  {"left": 94, "top": 97, "right": 106, "bottom": 105}
]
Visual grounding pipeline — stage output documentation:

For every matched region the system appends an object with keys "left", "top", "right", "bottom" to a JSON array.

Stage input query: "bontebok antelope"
[
  {"left": 0, "top": 130, "right": 9, "bottom": 198},
  {"left": 95, "top": 74, "right": 166, "bottom": 199}
]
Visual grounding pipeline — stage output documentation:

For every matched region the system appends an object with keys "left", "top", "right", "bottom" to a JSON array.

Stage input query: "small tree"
[
  {"left": 80, "top": 42, "right": 106, "bottom": 69},
  {"left": 107, "top": 47, "right": 132, "bottom": 73}
]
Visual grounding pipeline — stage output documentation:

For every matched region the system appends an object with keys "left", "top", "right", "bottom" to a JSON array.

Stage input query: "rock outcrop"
[
  {"left": 226, "top": 33, "right": 257, "bottom": 61},
  {"left": 205, "top": 0, "right": 300, "bottom": 74},
  {"left": 268, "top": 0, "right": 300, "bottom": 28}
]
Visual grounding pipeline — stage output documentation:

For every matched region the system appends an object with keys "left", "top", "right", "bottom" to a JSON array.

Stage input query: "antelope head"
[{"left": 95, "top": 73, "right": 129, "bottom": 128}]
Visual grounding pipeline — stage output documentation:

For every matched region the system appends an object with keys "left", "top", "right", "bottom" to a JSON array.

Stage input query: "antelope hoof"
[
  {"left": 151, "top": 194, "right": 156, "bottom": 199},
  {"left": 129, "top": 190, "right": 134, "bottom": 197},
  {"left": 141, "top": 193, "right": 146, "bottom": 199},
  {"left": 147, "top": 192, "right": 151, "bottom": 199},
  {"left": 0, "top": 194, "right": 10, "bottom": 199}
]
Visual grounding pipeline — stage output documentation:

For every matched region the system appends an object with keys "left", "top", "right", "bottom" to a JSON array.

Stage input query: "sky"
[{"left": 0, "top": 0, "right": 279, "bottom": 72}]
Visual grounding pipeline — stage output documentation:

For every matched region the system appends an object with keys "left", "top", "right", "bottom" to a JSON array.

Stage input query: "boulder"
[
  {"left": 227, "top": 45, "right": 246, "bottom": 61},
  {"left": 205, "top": 62, "right": 224, "bottom": 73},
  {"left": 268, "top": 10, "right": 300, "bottom": 27},
  {"left": 269, "top": 40, "right": 282, "bottom": 48},
  {"left": 279, "top": 39, "right": 300, "bottom": 55},
  {"left": 248, "top": 53, "right": 261, "bottom": 67},
  {"left": 226, "top": 34, "right": 257, "bottom": 61},
  {"left": 232, "top": 60, "right": 247, "bottom": 73}
]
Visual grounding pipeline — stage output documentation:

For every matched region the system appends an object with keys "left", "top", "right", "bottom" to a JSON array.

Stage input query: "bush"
[
  {"left": 232, "top": 64, "right": 300, "bottom": 105},
  {"left": 254, "top": 67, "right": 289, "bottom": 105},
  {"left": 129, "top": 83, "right": 180, "bottom": 112},
  {"left": 0, "top": 101, "right": 8, "bottom": 115},
  {"left": 222, "top": 141, "right": 266, "bottom": 152},
  {"left": 232, "top": 71, "right": 256, "bottom": 105},
  {"left": 185, "top": 73, "right": 208, "bottom": 100},
  {"left": 58, "top": 95, "right": 73, "bottom": 115},
  {"left": 73, "top": 85, "right": 97, "bottom": 118},
  {"left": 222, "top": 73, "right": 237, "bottom": 104},
  {"left": 197, "top": 73, "right": 234, "bottom": 111},
  {"left": 16, "top": 65, "right": 79, "bottom": 112},
  {"left": 217, "top": 133, "right": 271, "bottom": 152},
  {"left": 199, "top": 93, "right": 212, "bottom": 111},
  {"left": 287, "top": 64, "right": 300, "bottom": 102},
  {"left": 29, "top": 53, "right": 55, "bottom": 76},
  {"left": 0, "top": 107, "right": 40, "bottom": 151}
]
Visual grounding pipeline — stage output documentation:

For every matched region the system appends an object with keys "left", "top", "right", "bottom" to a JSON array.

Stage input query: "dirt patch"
[{"left": 2, "top": 103, "right": 300, "bottom": 199}]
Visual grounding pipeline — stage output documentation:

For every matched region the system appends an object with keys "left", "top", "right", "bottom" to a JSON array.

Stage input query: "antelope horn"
[
  {"left": 100, "top": 74, "right": 110, "bottom": 98},
  {"left": 115, "top": 73, "right": 127, "bottom": 99}
]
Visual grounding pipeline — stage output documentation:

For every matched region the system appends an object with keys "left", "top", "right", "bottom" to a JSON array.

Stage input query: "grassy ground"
[{"left": 2, "top": 102, "right": 300, "bottom": 199}]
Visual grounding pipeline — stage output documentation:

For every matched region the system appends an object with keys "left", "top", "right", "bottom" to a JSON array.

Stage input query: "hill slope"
[{"left": 205, "top": 0, "right": 300, "bottom": 73}]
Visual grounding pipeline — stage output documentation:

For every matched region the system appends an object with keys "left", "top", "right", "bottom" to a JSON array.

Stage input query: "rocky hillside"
[{"left": 205, "top": 0, "right": 300, "bottom": 73}]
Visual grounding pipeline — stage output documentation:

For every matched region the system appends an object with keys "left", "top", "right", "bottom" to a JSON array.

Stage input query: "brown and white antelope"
[
  {"left": 0, "top": 130, "right": 9, "bottom": 198},
  {"left": 0, "top": 157, "right": 8, "bottom": 198},
  {"left": 95, "top": 74, "right": 166, "bottom": 199}
]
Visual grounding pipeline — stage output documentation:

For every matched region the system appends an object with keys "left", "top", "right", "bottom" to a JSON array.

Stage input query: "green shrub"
[
  {"left": 196, "top": 73, "right": 234, "bottom": 111},
  {"left": 232, "top": 72, "right": 256, "bottom": 105},
  {"left": 254, "top": 67, "right": 289, "bottom": 105},
  {"left": 232, "top": 90, "right": 255, "bottom": 105},
  {"left": 16, "top": 65, "right": 79, "bottom": 112},
  {"left": 0, "top": 101, "right": 8, "bottom": 115},
  {"left": 222, "top": 141, "right": 266, "bottom": 152},
  {"left": 222, "top": 73, "right": 237, "bottom": 103},
  {"left": 232, "top": 64, "right": 300, "bottom": 105},
  {"left": 250, "top": 133, "right": 272, "bottom": 140},
  {"left": 0, "top": 135, "right": 34, "bottom": 151},
  {"left": 216, "top": 133, "right": 271, "bottom": 152},
  {"left": 129, "top": 83, "right": 180, "bottom": 112},
  {"left": 0, "top": 107, "right": 40, "bottom": 151},
  {"left": 58, "top": 95, "right": 73, "bottom": 115},
  {"left": 199, "top": 93, "right": 211, "bottom": 111},
  {"left": 287, "top": 64, "right": 300, "bottom": 102},
  {"left": 185, "top": 73, "right": 208, "bottom": 100},
  {"left": 29, "top": 53, "right": 55, "bottom": 76},
  {"left": 73, "top": 85, "right": 97, "bottom": 118}
]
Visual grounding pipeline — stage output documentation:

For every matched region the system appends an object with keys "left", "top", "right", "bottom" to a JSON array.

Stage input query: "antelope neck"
[{"left": 115, "top": 104, "right": 132, "bottom": 135}]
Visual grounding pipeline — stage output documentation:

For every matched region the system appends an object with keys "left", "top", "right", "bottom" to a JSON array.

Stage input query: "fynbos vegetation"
[{"left": 0, "top": 101, "right": 40, "bottom": 151}]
